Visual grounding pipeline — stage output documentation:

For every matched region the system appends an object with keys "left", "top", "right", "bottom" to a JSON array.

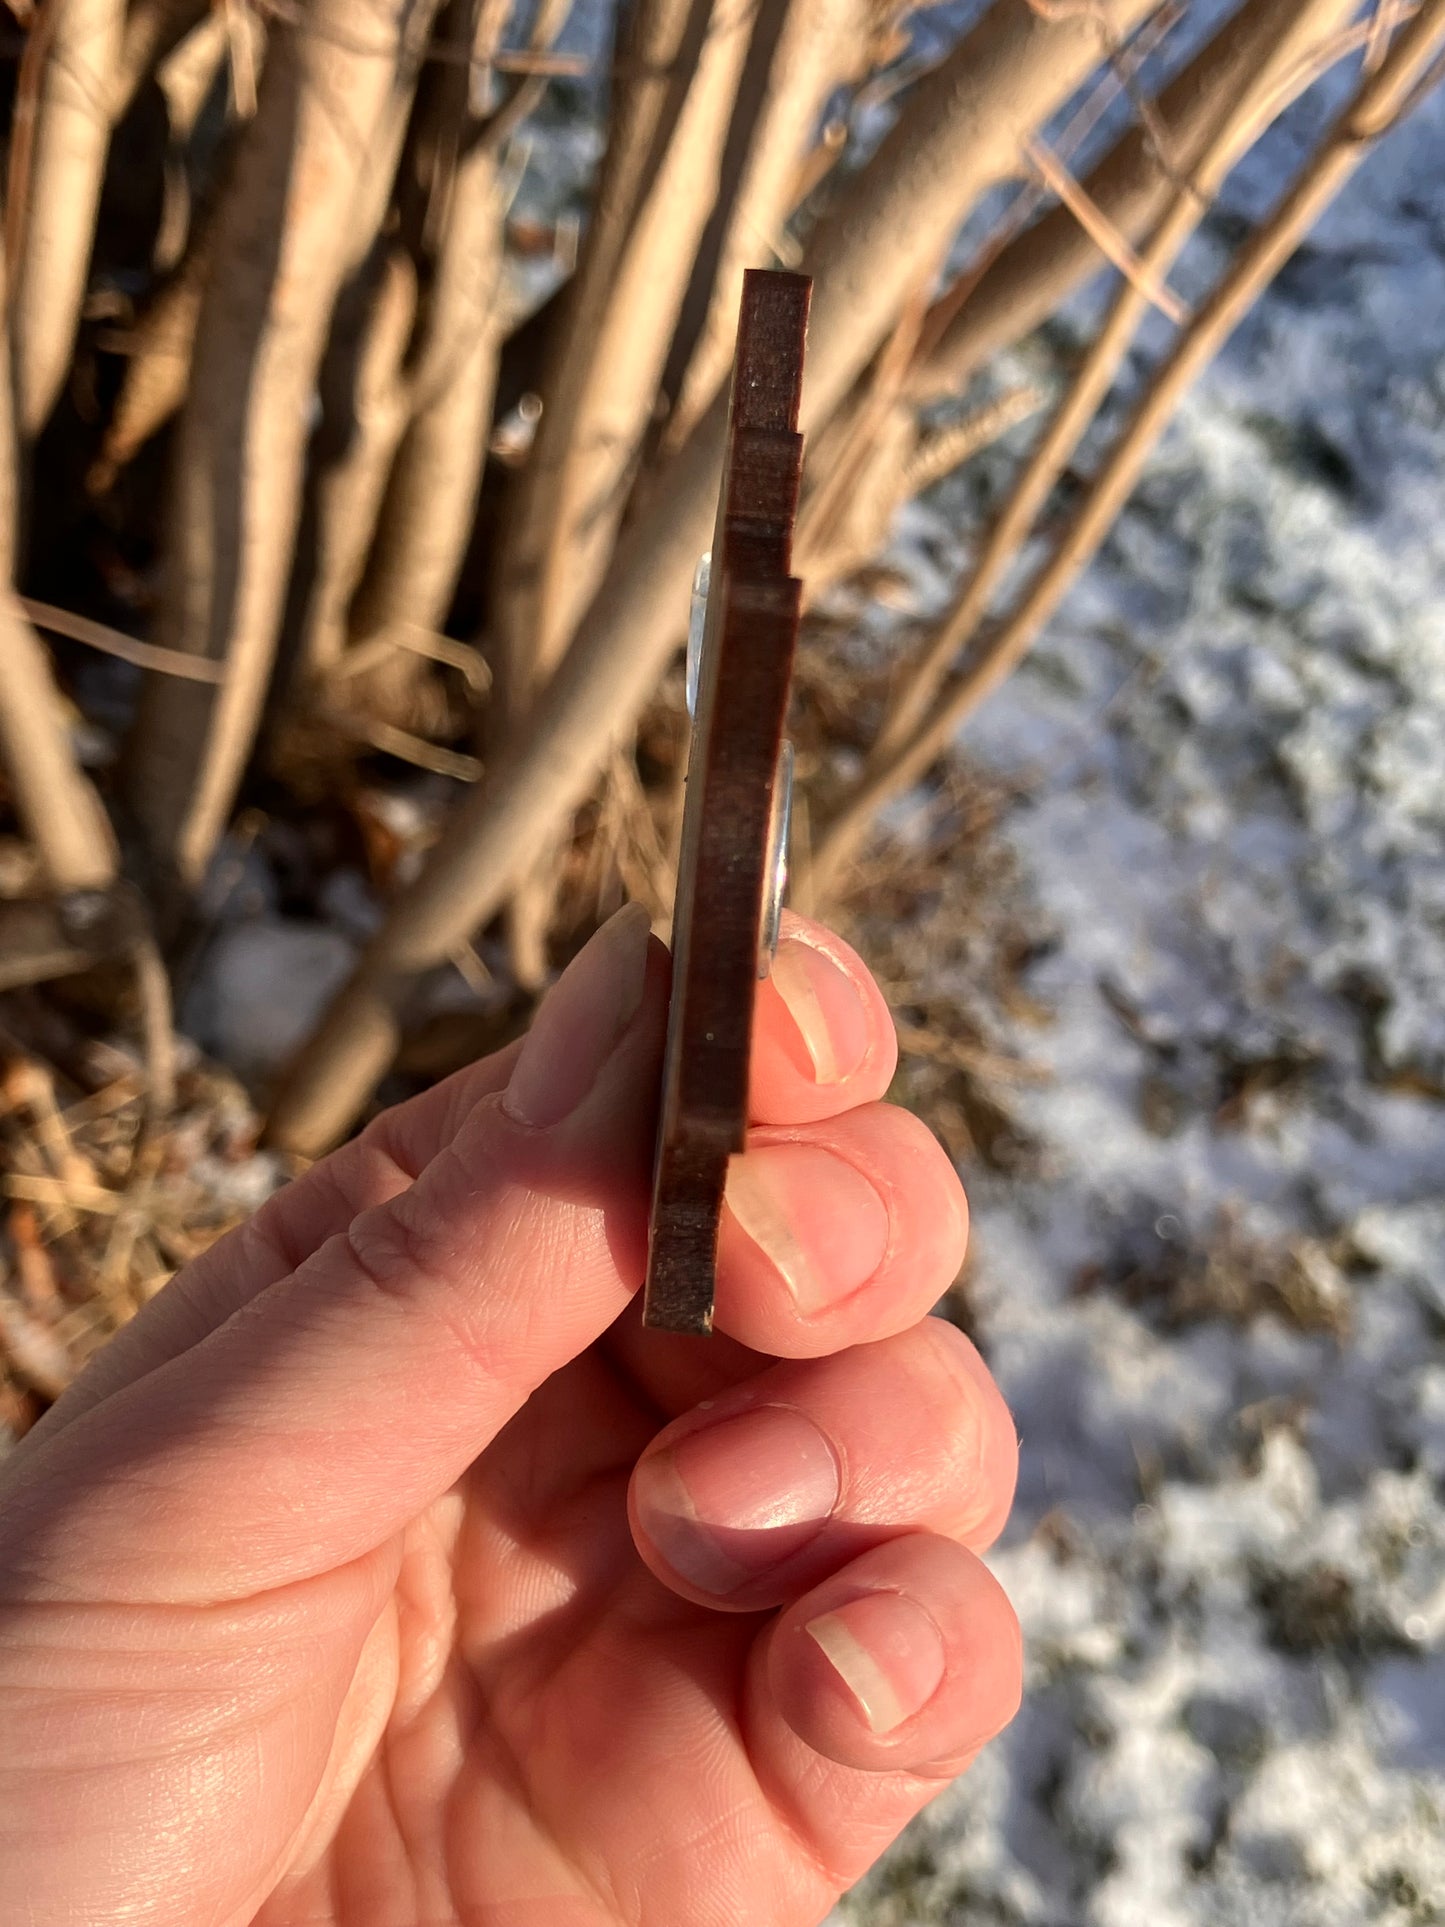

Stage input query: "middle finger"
[{"left": 627, "top": 1316, "right": 1018, "bottom": 1612}]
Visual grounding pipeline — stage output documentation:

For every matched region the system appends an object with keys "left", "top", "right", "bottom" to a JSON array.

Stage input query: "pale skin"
[{"left": 0, "top": 906, "right": 1021, "bottom": 1927}]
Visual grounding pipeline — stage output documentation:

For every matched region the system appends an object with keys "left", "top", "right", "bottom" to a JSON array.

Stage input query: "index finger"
[{"left": 749, "top": 912, "right": 898, "bottom": 1125}]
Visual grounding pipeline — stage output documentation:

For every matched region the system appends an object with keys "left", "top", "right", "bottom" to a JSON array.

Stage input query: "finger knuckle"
[{"left": 341, "top": 1188, "right": 460, "bottom": 1318}]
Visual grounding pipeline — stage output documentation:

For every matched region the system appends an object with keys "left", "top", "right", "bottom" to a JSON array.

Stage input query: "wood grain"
[{"left": 643, "top": 268, "right": 811, "bottom": 1334}]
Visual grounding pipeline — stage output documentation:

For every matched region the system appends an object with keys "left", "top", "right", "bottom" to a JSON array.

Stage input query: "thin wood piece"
[{"left": 643, "top": 268, "right": 810, "bottom": 1335}]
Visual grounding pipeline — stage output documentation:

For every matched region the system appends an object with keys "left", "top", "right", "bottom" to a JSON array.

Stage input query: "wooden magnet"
[{"left": 643, "top": 268, "right": 811, "bottom": 1335}]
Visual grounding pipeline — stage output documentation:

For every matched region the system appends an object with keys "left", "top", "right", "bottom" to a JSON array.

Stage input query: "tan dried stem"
[
  {"left": 1021, "top": 130, "right": 1188, "bottom": 323},
  {"left": 493, "top": 0, "right": 754, "bottom": 983},
  {"left": 490, "top": 0, "right": 757, "bottom": 717},
  {"left": 339, "top": 28, "right": 525, "bottom": 708},
  {"left": 92, "top": 11, "right": 273, "bottom": 494},
  {"left": 298, "top": 0, "right": 559, "bottom": 717},
  {"left": 806, "top": 0, "right": 1445, "bottom": 903},
  {"left": 0, "top": 244, "right": 116, "bottom": 892},
  {"left": 872, "top": 0, "right": 1357, "bottom": 765},
  {"left": 87, "top": 213, "right": 215, "bottom": 496},
  {"left": 123, "top": 0, "right": 445, "bottom": 893},
  {"left": 9, "top": 0, "right": 126, "bottom": 440},
  {"left": 110, "top": 0, "right": 209, "bottom": 122},
  {"left": 903, "top": 385, "right": 1048, "bottom": 494},
  {"left": 291, "top": 245, "right": 421, "bottom": 679},
  {"left": 911, "top": 0, "right": 1360, "bottom": 403},
  {"left": 660, "top": 0, "right": 870, "bottom": 455},
  {"left": 795, "top": 385, "right": 1047, "bottom": 607},
  {"left": 794, "top": 274, "right": 936, "bottom": 581},
  {"left": 0, "top": 595, "right": 119, "bottom": 893},
  {"left": 266, "top": 0, "right": 1163, "bottom": 1154},
  {"left": 21, "top": 599, "right": 225, "bottom": 682}
]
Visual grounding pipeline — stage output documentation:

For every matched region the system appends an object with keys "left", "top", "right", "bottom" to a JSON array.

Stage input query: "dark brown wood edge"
[{"left": 643, "top": 269, "right": 811, "bottom": 1334}]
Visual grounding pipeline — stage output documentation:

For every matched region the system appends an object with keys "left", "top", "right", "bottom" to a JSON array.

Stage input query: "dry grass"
[{"left": 0, "top": 1004, "right": 285, "bottom": 1438}]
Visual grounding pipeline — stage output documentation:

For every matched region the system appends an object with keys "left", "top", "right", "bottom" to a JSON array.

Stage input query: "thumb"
[{"left": 7, "top": 906, "right": 668, "bottom": 1602}]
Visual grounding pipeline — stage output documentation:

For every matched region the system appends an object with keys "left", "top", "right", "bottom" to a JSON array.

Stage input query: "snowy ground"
[{"left": 833, "top": 60, "right": 1445, "bottom": 1927}]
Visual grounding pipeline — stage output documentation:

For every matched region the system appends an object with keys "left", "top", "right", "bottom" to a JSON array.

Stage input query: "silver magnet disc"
[
  {"left": 685, "top": 551, "right": 711, "bottom": 721},
  {"left": 759, "top": 738, "right": 793, "bottom": 977}
]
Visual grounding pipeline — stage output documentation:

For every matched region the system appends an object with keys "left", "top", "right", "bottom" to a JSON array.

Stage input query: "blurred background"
[{"left": 0, "top": 0, "right": 1442, "bottom": 1919}]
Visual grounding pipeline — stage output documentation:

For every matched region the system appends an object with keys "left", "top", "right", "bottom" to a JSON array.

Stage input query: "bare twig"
[
  {"left": 660, "top": 0, "right": 868, "bottom": 454},
  {"left": 894, "top": 1021, "right": 1051, "bottom": 1085},
  {"left": 9, "top": 0, "right": 126, "bottom": 439},
  {"left": 21, "top": 598, "right": 225, "bottom": 682},
  {"left": 109, "top": 0, "right": 209, "bottom": 122},
  {"left": 0, "top": 241, "right": 117, "bottom": 891},
  {"left": 491, "top": 0, "right": 757, "bottom": 714},
  {"left": 131, "top": 930, "right": 177, "bottom": 1122},
  {"left": 327, "top": 621, "right": 491, "bottom": 693},
  {"left": 289, "top": 244, "right": 420, "bottom": 678},
  {"left": 341, "top": 97, "right": 512, "bottom": 709},
  {"left": 903, "top": 385, "right": 1048, "bottom": 495},
  {"left": 1022, "top": 132, "right": 1188, "bottom": 323},
  {"left": 491, "top": 0, "right": 750, "bottom": 983},
  {"left": 3, "top": 0, "right": 58, "bottom": 300},
  {"left": 807, "top": 0, "right": 1445, "bottom": 900},
  {"left": 905, "top": 1, "right": 1185, "bottom": 389},
  {"left": 123, "top": 0, "right": 446, "bottom": 892},
  {"left": 0, "top": 905, "right": 97, "bottom": 992},
  {"left": 249, "top": 0, "right": 580, "bottom": 71},
  {"left": 874, "top": 0, "right": 1352, "bottom": 766},
  {"left": 794, "top": 274, "right": 936, "bottom": 583},
  {"left": 911, "top": 0, "right": 1361, "bottom": 401},
  {"left": 312, "top": 706, "right": 483, "bottom": 780},
  {"left": 3, "top": 1174, "right": 124, "bottom": 1215},
  {"left": 1365, "top": 0, "right": 1408, "bottom": 69},
  {"left": 298, "top": 0, "right": 547, "bottom": 715},
  {"left": 87, "top": 205, "right": 217, "bottom": 495}
]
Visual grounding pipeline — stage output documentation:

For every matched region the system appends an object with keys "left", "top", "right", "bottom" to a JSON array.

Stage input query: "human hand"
[{"left": 0, "top": 906, "right": 1020, "bottom": 1927}]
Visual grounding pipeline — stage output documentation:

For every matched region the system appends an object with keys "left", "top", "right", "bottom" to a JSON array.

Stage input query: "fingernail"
[
  {"left": 634, "top": 1406, "right": 840, "bottom": 1595},
  {"left": 502, "top": 904, "right": 652, "bottom": 1129},
  {"left": 771, "top": 940, "right": 870, "bottom": 1085},
  {"left": 725, "top": 1145, "right": 889, "bottom": 1314},
  {"left": 806, "top": 1592, "right": 947, "bottom": 1733}
]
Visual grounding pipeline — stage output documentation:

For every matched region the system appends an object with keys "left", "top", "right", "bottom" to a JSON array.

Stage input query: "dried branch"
[
  {"left": 0, "top": 596, "right": 119, "bottom": 891},
  {"left": 903, "top": 385, "right": 1048, "bottom": 495},
  {"left": 795, "top": 383, "right": 1047, "bottom": 604},
  {"left": 289, "top": 244, "right": 420, "bottom": 679},
  {"left": 130, "top": 925, "right": 177, "bottom": 1121},
  {"left": 311, "top": 705, "right": 483, "bottom": 780},
  {"left": 660, "top": 0, "right": 868, "bottom": 454},
  {"left": 87, "top": 217, "right": 214, "bottom": 495},
  {"left": 110, "top": 0, "right": 209, "bottom": 122},
  {"left": 9, "top": 0, "right": 126, "bottom": 440},
  {"left": 21, "top": 599, "right": 226, "bottom": 681},
  {"left": 0, "top": 241, "right": 117, "bottom": 892},
  {"left": 266, "top": 0, "right": 1164, "bottom": 1154},
  {"left": 491, "top": 0, "right": 750, "bottom": 983},
  {"left": 293, "top": 0, "right": 552, "bottom": 715},
  {"left": 122, "top": 0, "right": 445, "bottom": 893},
  {"left": 1021, "top": 129, "right": 1188, "bottom": 324},
  {"left": 911, "top": 0, "right": 1361, "bottom": 402},
  {"left": 490, "top": 0, "right": 757, "bottom": 715},
  {"left": 339, "top": 57, "right": 518, "bottom": 712},
  {"left": 806, "top": 0, "right": 1445, "bottom": 901},
  {"left": 872, "top": 0, "right": 1355, "bottom": 765},
  {"left": 328, "top": 621, "right": 490, "bottom": 692}
]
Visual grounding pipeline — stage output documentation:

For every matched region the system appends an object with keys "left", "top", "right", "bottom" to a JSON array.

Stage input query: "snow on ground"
[{"left": 833, "top": 62, "right": 1445, "bottom": 1927}]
